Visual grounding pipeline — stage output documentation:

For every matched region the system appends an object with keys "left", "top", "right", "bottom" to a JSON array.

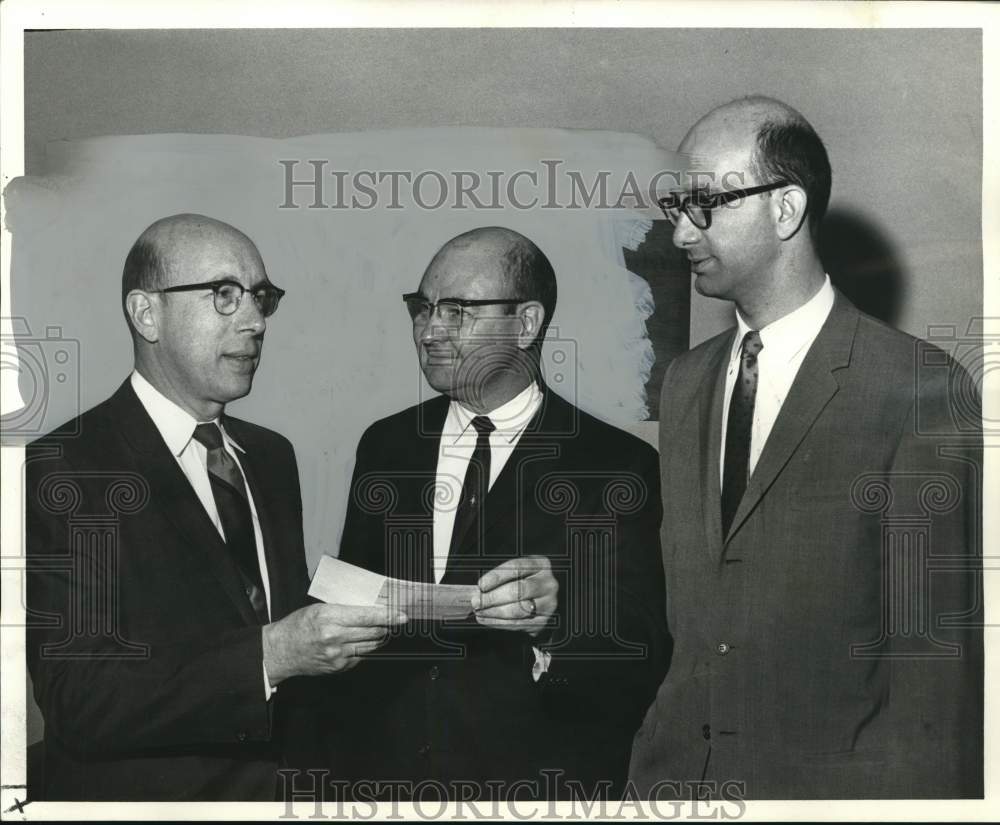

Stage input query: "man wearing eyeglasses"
[
  {"left": 325, "top": 226, "right": 670, "bottom": 800},
  {"left": 629, "top": 97, "right": 982, "bottom": 799},
  {"left": 25, "top": 213, "right": 404, "bottom": 800}
]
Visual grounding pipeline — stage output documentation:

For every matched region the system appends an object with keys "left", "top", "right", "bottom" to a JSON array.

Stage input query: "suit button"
[
  {"left": 716, "top": 642, "right": 731, "bottom": 655},
  {"left": 245, "top": 586, "right": 253, "bottom": 596},
  {"left": 702, "top": 724, "right": 711, "bottom": 740},
  {"left": 429, "top": 666, "right": 440, "bottom": 680},
  {"left": 237, "top": 731, "right": 248, "bottom": 742},
  {"left": 417, "top": 744, "right": 430, "bottom": 755}
]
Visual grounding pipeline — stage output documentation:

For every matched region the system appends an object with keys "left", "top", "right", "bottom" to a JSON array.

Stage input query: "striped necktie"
[
  {"left": 721, "top": 330, "right": 763, "bottom": 536},
  {"left": 192, "top": 422, "right": 268, "bottom": 622}
]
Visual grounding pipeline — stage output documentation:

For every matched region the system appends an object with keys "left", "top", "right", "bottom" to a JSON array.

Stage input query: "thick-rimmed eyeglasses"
[
  {"left": 155, "top": 280, "right": 286, "bottom": 317},
  {"left": 657, "top": 180, "right": 790, "bottom": 230},
  {"left": 402, "top": 293, "right": 525, "bottom": 328}
]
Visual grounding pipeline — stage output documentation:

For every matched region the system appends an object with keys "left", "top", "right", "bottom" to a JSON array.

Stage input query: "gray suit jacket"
[{"left": 629, "top": 293, "right": 983, "bottom": 799}]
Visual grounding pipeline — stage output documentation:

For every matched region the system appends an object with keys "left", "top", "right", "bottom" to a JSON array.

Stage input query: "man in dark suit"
[
  {"left": 328, "top": 226, "right": 670, "bottom": 800},
  {"left": 629, "top": 96, "right": 983, "bottom": 798},
  {"left": 26, "top": 214, "right": 405, "bottom": 800}
]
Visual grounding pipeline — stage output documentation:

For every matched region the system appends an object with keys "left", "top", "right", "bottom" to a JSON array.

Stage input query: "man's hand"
[
  {"left": 472, "top": 555, "right": 558, "bottom": 637},
  {"left": 262, "top": 603, "right": 407, "bottom": 686}
]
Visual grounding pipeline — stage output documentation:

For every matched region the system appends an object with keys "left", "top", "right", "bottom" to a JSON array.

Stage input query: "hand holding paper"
[
  {"left": 261, "top": 602, "right": 407, "bottom": 685},
  {"left": 473, "top": 555, "right": 558, "bottom": 637},
  {"left": 307, "top": 555, "right": 557, "bottom": 636}
]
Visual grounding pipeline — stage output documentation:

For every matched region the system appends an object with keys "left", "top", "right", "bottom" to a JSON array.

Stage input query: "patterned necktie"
[
  {"left": 721, "top": 330, "right": 764, "bottom": 537},
  {"left": 446, "top": 415, "right": 496, "bottom": 581},
  {"left": 192, "top": 422, "right": 268, "bottom": 622}
]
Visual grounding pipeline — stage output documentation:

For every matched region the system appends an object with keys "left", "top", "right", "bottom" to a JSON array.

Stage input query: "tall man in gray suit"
[{"left": 629, "top": 97, "right": 982, "bottom": 799}]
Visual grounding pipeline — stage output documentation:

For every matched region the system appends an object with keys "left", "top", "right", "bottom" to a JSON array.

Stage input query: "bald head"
[
  {"left": 121, "top": 214, "right": 264, "bottom": 326},
  {"left": 686, "top": 96, "right": 803, "bottom": 145},
  {"left": 425, "top": 227, "right": 557, "bottom": 327},
  {"left": 682, "top": 96, "right": 831, "bottom": 237}
]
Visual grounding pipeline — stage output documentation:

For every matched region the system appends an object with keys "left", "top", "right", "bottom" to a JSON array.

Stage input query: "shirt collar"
[
  {"left": 732, "top": 274, "right": 835, "bottom": 364},
  {"left": 130, "top": 370, "right": 245, "bottom": 456},
  {"left": 443, "top": 382, "right": 543, "bottom": 445}
]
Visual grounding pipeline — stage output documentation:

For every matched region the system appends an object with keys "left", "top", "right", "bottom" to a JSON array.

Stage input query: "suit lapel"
[
  {"left": 416, "top": 398, "right": 450, "bottom": 582},
  {"left": 442, "top": 388, "right": 561, "bottom": 559},
  {"left": 114, "top": 381, "right": 259, "bottom": 625},
  {"left": 478, "top": 388, "right": 562, "bottom": 544},
  {"left": 724, "top": 294, "right": 860, "bottom": 544},
  {"left": 699, "top": 335, "right": 733, "bottom": 554}
]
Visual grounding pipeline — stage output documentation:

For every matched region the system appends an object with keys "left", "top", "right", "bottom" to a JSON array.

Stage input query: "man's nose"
[
  {"left": 417, "top": 303, "right": 454, "bottom": 342},
  {"left": 671, "top": 212, "right": 702, "bottom": 248},
  {"left": 236, "top": 294, "right": 267, "bottom": 334},
  {"left": 419, "top": 317, "right": 449, "bottom": 343}
]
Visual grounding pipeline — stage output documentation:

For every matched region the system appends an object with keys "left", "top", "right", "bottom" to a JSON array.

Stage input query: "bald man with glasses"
[
  {"left": 25, "top": 214, "right": 404, "bottom": 801},
  {"left": 325, "top": 226, "right": 670, "bottom": 801}
]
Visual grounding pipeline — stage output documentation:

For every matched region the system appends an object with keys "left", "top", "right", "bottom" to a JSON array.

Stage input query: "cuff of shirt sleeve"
[
  {"left": 531, "top": 646, "right": 552, "bottom": 683},
  {"left": 263, "top": 661, "right": 277, "bottom": 701}
]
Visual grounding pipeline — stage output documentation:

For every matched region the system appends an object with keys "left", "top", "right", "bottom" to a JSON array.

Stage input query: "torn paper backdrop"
[{"left": 3, "top": 127, "right": 685, "bottom": 568}]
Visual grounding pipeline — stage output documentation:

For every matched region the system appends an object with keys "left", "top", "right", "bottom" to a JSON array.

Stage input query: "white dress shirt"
[
  {"left": 130, "top": 370, "right": 276, "bottom": 698},
  {"left": 433, "top": 382, "right": 550, "bottom": 680},
  {"left": 433, "top": 381, "right": 543, "bottom": 582},
  {"left": 720, "top": 276, "right": 836, "bottom": 485}
]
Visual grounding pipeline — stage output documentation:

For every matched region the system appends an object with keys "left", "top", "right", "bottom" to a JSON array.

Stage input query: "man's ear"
[
  {"left": 125, "top": 290, "right": 160, "bottom": 343},
  {"left": 516, "top": 302, "right": 545, "bottom": 350},
  {"left": 774, "top": 185, "right": 809, "bottom": 241}
]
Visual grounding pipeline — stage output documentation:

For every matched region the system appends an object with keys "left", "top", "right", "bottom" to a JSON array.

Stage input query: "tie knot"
[
  {"left": 742, "top": 330, "right": 763, "bottom": 358},
  {"left": 471, "top": 415, "right": 495, "bottom": 437},
  {"left": 192, "top": 422, "right": 224, "bottom": 451}
]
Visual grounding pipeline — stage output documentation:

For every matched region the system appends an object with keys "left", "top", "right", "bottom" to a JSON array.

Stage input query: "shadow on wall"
[
  {"left": 820, "top": 208, "right": 907, "bottom": 326},
  {"left": 626, "top": 208, "right": 907, "bottom": 422},
  {"left": 624, "top": 219, "right": 692, "bottom": 419}
]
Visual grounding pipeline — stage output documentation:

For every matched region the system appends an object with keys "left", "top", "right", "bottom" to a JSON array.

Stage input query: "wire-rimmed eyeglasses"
[
  {"left": 155, "top": 279, "right": 286, "bottom": 317},
  {"left": 657, "top": 180, "right": 790, "bottom": 230}
]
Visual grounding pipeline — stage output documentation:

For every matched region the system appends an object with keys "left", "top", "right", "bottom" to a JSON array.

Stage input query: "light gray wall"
[{"left": 24, "top": 28, "right": 984, "bottom": 345}]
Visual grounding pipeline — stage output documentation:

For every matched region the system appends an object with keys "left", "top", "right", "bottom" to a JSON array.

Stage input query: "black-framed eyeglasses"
[
  {"left": 657, "top": 180, "right": 790, "bottom": 230},
  {"left": 155, "top": 280, "right": 286, "bottom": 317},
  {"left": 402, "top": 293, "right": 525, "bottom": 327}
]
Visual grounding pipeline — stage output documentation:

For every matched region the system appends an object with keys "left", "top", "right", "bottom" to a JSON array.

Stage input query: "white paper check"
[{"left": 308, "top": 556, "right": 477, "bottom": 621}]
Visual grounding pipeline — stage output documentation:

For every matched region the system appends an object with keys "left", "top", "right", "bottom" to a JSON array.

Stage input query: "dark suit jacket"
[
  {"left": 25, "top": 379, "right": 312, "bottom": 800},
  {"left": 629, "top": 293, "right": 983, "bottom": 799},
  {"left": 327, "top": 388, "right": 670, "bottom": 798}
]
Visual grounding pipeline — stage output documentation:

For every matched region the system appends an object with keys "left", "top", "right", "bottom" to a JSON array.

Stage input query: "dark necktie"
[
  {"left": 192, "top": 422, "right": 268, "bottom": 623},
  {"left": 721, "top": 330, "right": 764, "bottom": 537},
  {"left": 446, "top": 415, "right": 495, "bottom": 581}
]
